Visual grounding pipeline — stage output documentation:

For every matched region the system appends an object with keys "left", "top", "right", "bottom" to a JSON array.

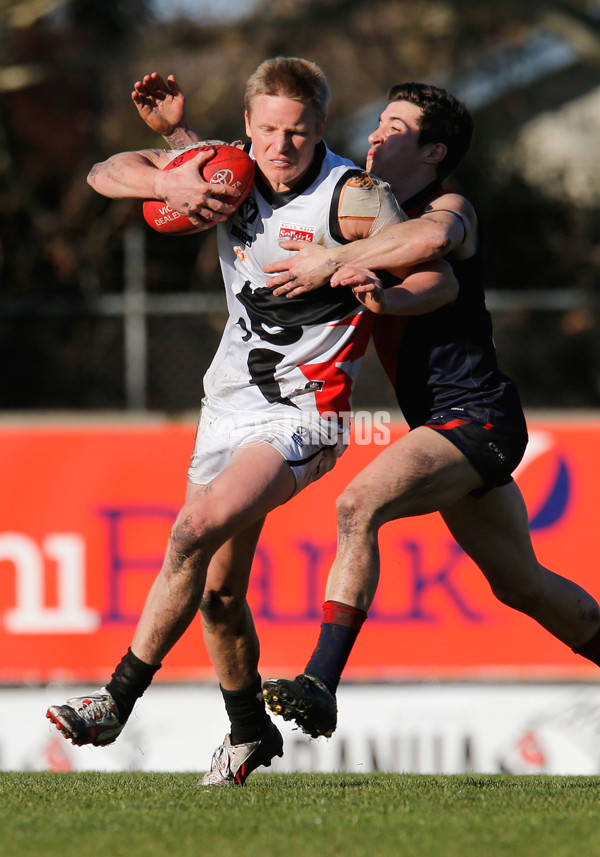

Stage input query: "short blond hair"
[{"left": 245, "top": 57, "right": 330, "bottom": 123}]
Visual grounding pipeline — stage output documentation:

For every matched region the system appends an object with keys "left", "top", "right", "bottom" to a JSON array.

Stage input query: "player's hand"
[
  {"left": 132, "top": 73, "right": 186, "bottom": 136},
  {"left": 331, "top": 266, "right": 387, "bottom": 312},
  {"left": 264, "top": 241, "right": 337, "bottom": 297},
  {"left": 153, "top": 150, "right": 240, "bottom": 226}
]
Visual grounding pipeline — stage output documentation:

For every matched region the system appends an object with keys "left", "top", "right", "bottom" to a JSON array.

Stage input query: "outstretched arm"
[
  {"left": 132, "top": 72, "right": 201, "bottom": 148},
  {"left": 331, "top": 259, "right": 458, "bottom": 316}
]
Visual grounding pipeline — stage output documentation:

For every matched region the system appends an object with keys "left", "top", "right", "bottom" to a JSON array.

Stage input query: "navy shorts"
[{"left": 421, "top": 402, "right": 528, "bottom": 498}]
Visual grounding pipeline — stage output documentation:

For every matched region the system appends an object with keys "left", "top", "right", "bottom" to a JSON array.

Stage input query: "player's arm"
[
  {"left": 131, "top": 72, "right": 201, "bottom": 148},
  {"left": 339, "top": 192, "right": 477, "bottom": 267},
  {"left": 340, "top": 192, "right": 476, "bottom": 263},
  {"left": 131, "top": 72, "right": 244, "bottom": 158},
  {"left": 263, "top": 172, "right": 405, "bottom": 296},
  {"left": 87, "top": 147, "right": 239, "bottom": 226},
  {"left": 331, "top": 259, "right": 458, "bottom": 315},
  {"left": 265, "top": 192, "right": 476, "bottom": 297}
]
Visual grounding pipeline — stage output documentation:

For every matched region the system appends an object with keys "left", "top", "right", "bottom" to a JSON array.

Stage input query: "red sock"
[{"left": 321, "top": 600, "right": 368, "bottom": 628}]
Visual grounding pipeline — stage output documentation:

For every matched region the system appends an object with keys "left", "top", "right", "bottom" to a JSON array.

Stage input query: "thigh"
[
  {"left": 189, "top": 400, "right": 344, "bottom": 496},
  {"left": 343, "top": 425, "right": 484, "bottom": 523},
  {"left": 182, "top": 441, "right": 296, "bottom": 543},
  {"left": 441, "top": 481, "right": 538, "bottom": 585}
]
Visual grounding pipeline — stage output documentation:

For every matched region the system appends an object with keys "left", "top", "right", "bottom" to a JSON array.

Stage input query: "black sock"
[
  {"left": 105, "top": 648, "right": 161, "bottom": 722},
  {"left": 221, "top": 674, "right": 270, "bottom": 745},
  {"left": 304, "top": 601, "right": 367, "bottom": 693},
  {"left": 573, "top": 626, "right": 600, "bottom": 666}
]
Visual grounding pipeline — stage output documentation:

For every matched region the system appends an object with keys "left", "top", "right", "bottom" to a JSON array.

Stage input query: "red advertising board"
[{"left": 0, "top": 415, "right": 598, "bottom": 682}]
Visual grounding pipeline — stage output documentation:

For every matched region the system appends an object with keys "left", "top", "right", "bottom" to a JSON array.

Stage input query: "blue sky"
[{"left": 152, "top": 0, "right": 260, "bottom": 22}]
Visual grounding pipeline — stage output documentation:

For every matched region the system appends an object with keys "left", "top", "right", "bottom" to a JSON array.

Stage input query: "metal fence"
[{"left": 2, "top": 226, "right": 600, "bottom": 411}]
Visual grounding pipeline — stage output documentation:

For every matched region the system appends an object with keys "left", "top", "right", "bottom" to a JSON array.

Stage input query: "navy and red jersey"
[{"left": 372, "top": 180, "right": 523, "bottom": 431}]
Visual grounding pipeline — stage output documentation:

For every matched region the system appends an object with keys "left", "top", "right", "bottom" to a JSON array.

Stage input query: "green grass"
[{"left": 1, "top": 773, "right": 599, "bottom": 857}]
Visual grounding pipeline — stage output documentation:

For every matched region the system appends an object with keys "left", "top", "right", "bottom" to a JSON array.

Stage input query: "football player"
[
  {"left": 46, "top": 61, "right": 456, "bottom": 783},
  {"left": 261, "top": 83, "right": 600, "bottom": 740}
]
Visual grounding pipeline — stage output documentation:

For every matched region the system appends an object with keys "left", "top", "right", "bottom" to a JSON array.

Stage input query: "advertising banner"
[
  {"left": 6, "top": 683, "right": 600, "bottom": 775},
  {"left": 0, "top": 415, "right": 598, "bottom": 683}
]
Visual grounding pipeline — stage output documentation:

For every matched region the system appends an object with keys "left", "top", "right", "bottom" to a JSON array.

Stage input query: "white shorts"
[{"left": 188, "top": 398, "right": 348, "bottom": 495}]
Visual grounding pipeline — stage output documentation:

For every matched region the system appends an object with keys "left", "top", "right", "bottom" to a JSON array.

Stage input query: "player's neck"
[{"left": 389, "top": 166, "right": 438, "bottom": 206}]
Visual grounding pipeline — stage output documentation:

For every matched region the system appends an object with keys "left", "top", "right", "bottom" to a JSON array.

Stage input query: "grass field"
[{"left": 2, "top": 772, "right": 600, "bottom": 857}]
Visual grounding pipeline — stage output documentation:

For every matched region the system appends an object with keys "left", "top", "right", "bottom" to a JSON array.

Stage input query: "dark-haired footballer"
[{"left": 261, "top": 83, "right": 600, "bottom": 739}]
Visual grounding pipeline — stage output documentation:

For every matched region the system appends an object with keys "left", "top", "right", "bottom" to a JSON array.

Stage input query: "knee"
[
  {"left": 170, "top": 506, "right": 217, "bottom": 561},
  {"left": 336, "top": 485, "right": 380, "bottom": 535}
]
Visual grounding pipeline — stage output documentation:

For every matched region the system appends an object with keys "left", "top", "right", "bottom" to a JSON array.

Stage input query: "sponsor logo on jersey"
[
  {"left": 278, "top": 222, "right": 315, "bottom": 242},
  {"left": 231, "top": 224, "right": 253, "bottom": 246},
  {"left": 230, "top": 196, "right": 259, "bottom": 246},
  {"left": 289, "top": 380, "right": 325, "bottom": 398}
]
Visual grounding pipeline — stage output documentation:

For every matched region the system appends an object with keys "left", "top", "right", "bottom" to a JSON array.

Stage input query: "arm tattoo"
[{"left": 164, "top": 126, "right": 200, "bottom": 149}]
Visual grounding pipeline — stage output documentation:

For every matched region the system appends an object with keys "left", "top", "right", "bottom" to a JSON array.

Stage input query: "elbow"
[
  {"left": 87, "top": 162, "right": 102, "bottom": 191},
  {"left": 427, "top": 229, "right": 452, "bottom": 259},
  {"left": 406, "top": 229, "right": 451, "bottom": 264}
]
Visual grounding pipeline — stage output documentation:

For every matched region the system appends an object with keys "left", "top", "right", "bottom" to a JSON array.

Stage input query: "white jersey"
[{"left": 203, "top": 142, "right": 393, "bottom": 421}]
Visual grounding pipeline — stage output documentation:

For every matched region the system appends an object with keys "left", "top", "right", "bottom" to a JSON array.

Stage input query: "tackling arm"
[
  {"left": 265, "top": 192, "right": 476, "bottom": 297},
  {"left": 332, "top": 259, "right": 458, "bottom": 315},
  {"left": 289, "top": 173, "right": 457, "bottom": 314}
]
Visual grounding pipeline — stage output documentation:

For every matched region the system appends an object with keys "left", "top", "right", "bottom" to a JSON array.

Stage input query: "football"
[{"left": 143, "top": 143, "right": 255, "bottom": 235}]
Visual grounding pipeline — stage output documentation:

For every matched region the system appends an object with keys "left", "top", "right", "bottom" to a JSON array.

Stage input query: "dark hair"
[
  {"left": 245, "top": 57, "right": 330, "bottom": 125},
  {"left": 387, "top": 82, "right": 473, "bottom": 179}
]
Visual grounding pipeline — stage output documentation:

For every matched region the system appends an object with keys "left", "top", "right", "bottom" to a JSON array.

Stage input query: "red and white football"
[{"left": 142, "top": 143, "right": 255, "bottom": 235}]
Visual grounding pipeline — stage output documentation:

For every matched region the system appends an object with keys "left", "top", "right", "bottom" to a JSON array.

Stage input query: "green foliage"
[{"left": 1, "top": 772, "right": 600, "bottom": 857}]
